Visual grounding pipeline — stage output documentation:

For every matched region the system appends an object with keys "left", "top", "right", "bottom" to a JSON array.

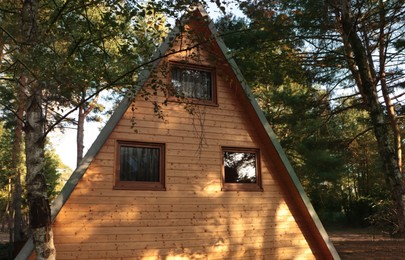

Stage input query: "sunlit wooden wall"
[{"left": 51, "top": 12, "right": 318, "bottom": 259}]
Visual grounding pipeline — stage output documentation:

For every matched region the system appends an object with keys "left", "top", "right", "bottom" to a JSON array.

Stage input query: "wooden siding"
[{"left": 51, "top": 16, "right": 318, "bottom": 259}]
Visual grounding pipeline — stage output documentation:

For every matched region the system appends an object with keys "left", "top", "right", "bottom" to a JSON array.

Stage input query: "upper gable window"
[
  {"left": 114, "top": 141, "right": 165, "bottom": 190},
  {"left": 222, "top": 147, "right": 263, "bottom": 191},
  {"left": 170, "top": 63, "right": 216, "bottom": 104}
]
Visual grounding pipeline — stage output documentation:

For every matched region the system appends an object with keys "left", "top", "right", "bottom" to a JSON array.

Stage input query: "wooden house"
[{"left": 18, "top": 5, "right": 339, "bottom": 259}]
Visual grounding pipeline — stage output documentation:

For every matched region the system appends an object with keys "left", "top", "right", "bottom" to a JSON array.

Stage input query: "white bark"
[
  {"left": 22, "top": 0, "right": 56, "bottom": 258},
  {"left": 25, "top": 90, "right": 56, "bottom": 259}
]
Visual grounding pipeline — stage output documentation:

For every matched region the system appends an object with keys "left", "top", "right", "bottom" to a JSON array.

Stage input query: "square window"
[
  {"left": 169, "top": 63, "right": 216, "bottom": 104},
  {"left": 222, "top": 147, "right": 262, "bottom": 191},
  {"left": 115, "top": 141, "right": 165, "bottom": 190}
]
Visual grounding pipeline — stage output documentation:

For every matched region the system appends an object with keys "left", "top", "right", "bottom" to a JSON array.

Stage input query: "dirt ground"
[
  {"left": 329, "top": 229, "right": 405, "bottom": 259},
  {"left": 1, "top": 229, "right": 405, "bottom": 259}
]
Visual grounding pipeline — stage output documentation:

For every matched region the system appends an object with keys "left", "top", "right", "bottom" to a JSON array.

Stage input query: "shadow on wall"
[
  {"left": 51, "top": 150, "right": 315, "bottom": 258},
  {"left": 49, "top": 89, "right": 316, "bottom": 259}
]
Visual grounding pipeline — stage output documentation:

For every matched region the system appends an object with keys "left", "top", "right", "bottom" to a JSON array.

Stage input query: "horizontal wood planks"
[{"left": 51, "top": 17, "right": 317, "bottom": 259}]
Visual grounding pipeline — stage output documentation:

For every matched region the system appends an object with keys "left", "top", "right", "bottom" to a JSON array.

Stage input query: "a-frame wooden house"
[{"left": 18, "top": 4, "right": 339, "bottom": 259}]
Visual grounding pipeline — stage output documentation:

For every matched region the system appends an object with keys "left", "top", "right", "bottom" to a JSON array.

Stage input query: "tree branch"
[
  {"left": 346, "top": 127, "right": 373, "bottom": 146},
  {"left": 43, "top": 35, "right": 216, "bottom": 138}
]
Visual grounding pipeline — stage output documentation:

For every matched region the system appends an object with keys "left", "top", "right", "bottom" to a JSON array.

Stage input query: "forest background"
[{"left": 0, "top": 0, "right": 404, "bottom": 258}]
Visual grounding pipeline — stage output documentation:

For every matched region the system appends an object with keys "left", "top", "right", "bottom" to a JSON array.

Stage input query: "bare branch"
[{"left": 347, "top": 127, "right": 374, "bottom": 146}]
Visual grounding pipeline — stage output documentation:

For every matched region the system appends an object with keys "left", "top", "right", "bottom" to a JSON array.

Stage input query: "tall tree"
[
  {"left": 10, "top": 85, "right": 25, "bottom": 244},
  {"left": 0, "top": 0, "right": 26, "bottom": 244},
  {"left": 72, "top": 3, "right": 168, "bottom": 167},
  {"left": 217, "top": 15, "right": 348, "bottom": 223},
  {"left": 20, "top": 0, "right": 56, "bottom": 257},
  {"left": 237, "top": 0, "right": 405, "bottom": 235}
]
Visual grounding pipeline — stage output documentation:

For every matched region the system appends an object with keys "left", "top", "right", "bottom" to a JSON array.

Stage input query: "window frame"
[
  {"left": 221, "top": 147, "right": 263, "bottom": 192},
  {"left": 168, "top": 61, "right": 217, "bottom": 106},
  {"left": 114, "top": 141, "right": 166, "bottom": 190}
]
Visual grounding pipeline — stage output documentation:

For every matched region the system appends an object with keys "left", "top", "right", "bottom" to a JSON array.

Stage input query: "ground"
[
  {"left": 1, "top": 229, "right": 405, "bottom": 259},
  {"left": 329, "top": 228, "right": 405, "bottom": 259}
]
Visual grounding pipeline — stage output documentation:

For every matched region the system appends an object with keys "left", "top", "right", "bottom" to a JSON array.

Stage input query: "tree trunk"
[
  {"left": 76, "top": 104, "right": 85, "bottom": 167},
  {"left": 76, "top": 93, "right": 98, "bottom": 167},
  {"left": 12, "top": 83, "right": 26, "bottom": 243},
  {"left": 25, "top": 89, "right": 56, "bottom": 259},
  {"left": 336, "top": 0, "right": 405, "bottom": 235},
  {"left": 22, "top": 0, "right": 56, "bottom": 258},
  {"left": 378, "top": 0, "right": 402, "bottom": 173}
]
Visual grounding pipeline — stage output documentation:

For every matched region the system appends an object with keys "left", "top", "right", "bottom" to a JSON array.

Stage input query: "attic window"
[
  {"left": 222, "top": 147, "right": 262, "bottom": 191},
  {"left": 170, "top": 63, "right": 216, "bottom": 104},
  {"left": 114, "top": 141, "right": 165, "bottom": 190}
]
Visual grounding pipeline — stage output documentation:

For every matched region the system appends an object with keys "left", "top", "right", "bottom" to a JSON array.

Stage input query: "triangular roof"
[{"left": 17, "top": 4, "right": 339, "bottom": 259}]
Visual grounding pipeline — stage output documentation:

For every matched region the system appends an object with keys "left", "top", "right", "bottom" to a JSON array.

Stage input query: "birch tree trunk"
[
  {"left": 25, "top": 90, "right": 56, "bottom": 259},
  {"left": 22, "top": 0, "right": 56, "bottom": 258},
  {"left": 335, "top": 0, "right": 405, "bottom": 235},
  {"left": 12, "top": 83, "right": 25, "bottom": 243}
]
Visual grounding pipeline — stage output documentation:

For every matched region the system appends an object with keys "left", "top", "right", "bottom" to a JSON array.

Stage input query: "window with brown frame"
[
  {"left": 169, "top": 62, "right": 217, "bottom": 104},
  {"left": 114, "top": 141, "right": 165, "bottom": 190},
  {"left": 221, "top": 147, "right": 262, "bottom": 191}
]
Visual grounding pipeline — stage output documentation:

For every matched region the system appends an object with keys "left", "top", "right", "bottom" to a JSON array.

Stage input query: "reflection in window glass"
[
  {"left": 224, "top": 151, "right": 257, "bottom": 183},
  {"left": 171, "top": 67, "right": 212, "bottom": 100}
]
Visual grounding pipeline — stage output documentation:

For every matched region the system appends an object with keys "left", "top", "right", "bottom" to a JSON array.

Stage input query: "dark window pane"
[
  {"left": 171, "top": 67, "right": 212, "bottom": 100},
  {"left": 224, "top": 151, "right": 257, "bottom": 183},
  {"left": 120, "top": 146, "right": 160, "bottom": 182}
]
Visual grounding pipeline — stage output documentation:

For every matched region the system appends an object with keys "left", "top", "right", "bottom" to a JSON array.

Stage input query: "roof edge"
[
  {"left": 16, "top": 13, "right": 182, "bottom": 260},
  {"left": 15, "top": 97, "right": 132, "bottom": 259},
  {"left": 201, "top": 8, "right": 340, "bottom": 260}
]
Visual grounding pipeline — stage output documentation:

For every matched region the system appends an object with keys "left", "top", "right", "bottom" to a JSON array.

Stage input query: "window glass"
[
  {"left": 222, "top": 147, "right": 262, "bottom": 191},
  {"left": 224, "top": 151, "right": 257, "bottom": 183},
  {"left": 115, "top": 141, "right": 165, "bottom": 190},
  {"left": 171, "top": 67, "right": 212, "bottom": 100},
  {"left": 120, "top": 146, "right": 160, "bottom": 182}
]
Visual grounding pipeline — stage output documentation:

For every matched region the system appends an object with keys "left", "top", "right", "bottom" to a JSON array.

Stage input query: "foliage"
[
  {"left": 43, "top": 143, "right": 71, "bottom": 201},
  {"left": 0, "top": 123, "right": 13, "bottom": 227},
  {"left": 0, "top": 122, "right": 70, "bottom": 226},
  {"left": 367, "top": 199, "right": 398, "bottom": 234},
  {"left": 0, "top": 123, "right": 13, "bottom": 183},
  {"left": 216, "top": 6, "right": 402, "bottom": 231},
  {"left": 0, "top": 0, "right": 176, "bottom": 133}
]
